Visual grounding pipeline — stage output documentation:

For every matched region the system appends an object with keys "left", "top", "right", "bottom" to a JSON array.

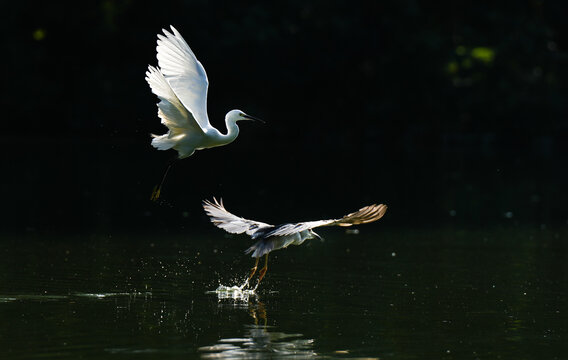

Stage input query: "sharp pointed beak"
[
  {"left": 312, "top": 231, "right": 324, "bottom": 242},
  {"left": 242, "top": 113, "right": 265, "bottom": 124}
]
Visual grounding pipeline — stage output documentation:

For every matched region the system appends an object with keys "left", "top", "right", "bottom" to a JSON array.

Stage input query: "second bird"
[
  {"left": 146, "top": 26, "right": 263, "bottom": 200},
  {"left": 203, "top": 198, "right": 388, "bottom": 287}
]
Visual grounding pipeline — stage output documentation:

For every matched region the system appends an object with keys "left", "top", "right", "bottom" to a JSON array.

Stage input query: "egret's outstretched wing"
[
  {"left": 145, "top": 66, "right": 204, "bottom": 150},
  {"left": 156, "top": 26, "right": 211, "bottom": 130},
  {"left": 203, "top": 198, "right": 272, "bottom": 236},
  {"left": 264, "top": 204, "right": 387, "bottom": 238}
]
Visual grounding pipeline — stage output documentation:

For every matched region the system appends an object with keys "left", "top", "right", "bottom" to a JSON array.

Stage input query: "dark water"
[{"left": 1, "top": 227, "right": 566, "bottom": 359}]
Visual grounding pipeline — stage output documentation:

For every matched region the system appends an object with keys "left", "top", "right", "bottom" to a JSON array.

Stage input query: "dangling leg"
[
  {"left": 258, "top": 254, "right": 269, "bottom": 283},
  {"left": 150, "top": 158, "right": 177, "bottom": 201},
  {"left": 248, "top": 256, "right": 260, "bottom": 281},
  {"left": 242, "top": 256, "right": 260, "bottom": 289}
]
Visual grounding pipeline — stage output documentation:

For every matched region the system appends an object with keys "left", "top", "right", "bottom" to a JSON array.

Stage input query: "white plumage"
[
  {"left": 202, "top": 198, "right": 388, "bottom": 285},
  {"left": 146, "top": 26, "right": 262, "bottom": 200},
  {"left": 146, "top": 26, "right": 262, "bottom": 158}
]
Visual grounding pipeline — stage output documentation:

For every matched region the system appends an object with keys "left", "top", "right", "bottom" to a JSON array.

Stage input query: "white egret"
[
  {"left": 146, "top": 26, "right": 263, "bottom": 200},
  {"left": 203, "top": 198, "right": 387, "bottom": 287}
]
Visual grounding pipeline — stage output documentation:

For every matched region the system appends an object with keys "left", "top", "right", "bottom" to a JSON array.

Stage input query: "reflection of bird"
[
  {"left": 203, "top": 198, "right": 387, "bottom": 286},
  {"left": 249, "top": 301, "right": 267, "bottom": 326},
  {"left": 146, "top": 26, "right": 263, "bottom": 200}
]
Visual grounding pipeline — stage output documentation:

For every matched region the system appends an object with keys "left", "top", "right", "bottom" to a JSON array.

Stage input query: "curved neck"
[{"left": 219, "top": 117, "right": 239, "bottom": 145}]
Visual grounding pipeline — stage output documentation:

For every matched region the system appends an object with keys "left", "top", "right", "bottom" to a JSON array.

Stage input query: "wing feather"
[
  {"left": 145, "top": 66, "right": 203, "bottom": 133},
  {"left": 145, "top": 66, "right": 204, "bottom": 155},
  {"left": 203, "top": 198, "right": 272, "bottom": 236},
  {"left": 264, "top": 204, "right": 387, "bottom": 237},
  {"left": 156, "top": 26, "right": 211, "bottom": 130}
]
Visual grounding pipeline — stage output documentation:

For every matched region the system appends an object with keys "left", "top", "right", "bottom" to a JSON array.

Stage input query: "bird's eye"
[{"left": 239, "top": 112, "right": 245, "bottom": 116}]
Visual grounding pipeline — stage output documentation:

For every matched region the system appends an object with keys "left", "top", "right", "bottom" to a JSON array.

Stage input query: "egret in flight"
[
  {"left": 203, "top": 198, "right": 387, "bottom": 287},
  {"left": 146, "top": 26, "right": 263, "bottom": 200}
]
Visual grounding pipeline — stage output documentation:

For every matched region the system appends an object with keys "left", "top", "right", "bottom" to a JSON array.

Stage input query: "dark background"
[{"left": 2, "top": 1, "right": 567, "bottom": 235}]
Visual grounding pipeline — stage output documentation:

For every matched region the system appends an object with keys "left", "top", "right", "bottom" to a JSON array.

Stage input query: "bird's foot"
[
  {"left": 248, "top": 266, "right": 258, "bottom": 281},
  {"left": 258, "top": 266, "right": 267, "bottom": 282},
  {"left": 150, "top": 185, "right": 161, "bottom": 201}
]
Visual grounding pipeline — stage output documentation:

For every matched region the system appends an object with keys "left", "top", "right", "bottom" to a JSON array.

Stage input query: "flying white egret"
[
  {"left": 146, "top": 26, "right": 263, "bottom": 200},
  {"left": 203, "top": 198, "right": 388, "bottom": 286}
]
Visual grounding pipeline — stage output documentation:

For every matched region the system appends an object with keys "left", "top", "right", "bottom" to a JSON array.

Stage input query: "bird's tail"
[
  {"left": 151, "top": 133, "right": 177, "bottom": 150},
  {"left": 245, "top": 240, "right": 274, "bottom": 258}
]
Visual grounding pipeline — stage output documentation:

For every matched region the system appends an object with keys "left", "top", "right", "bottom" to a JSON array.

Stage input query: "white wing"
[
  {"left": 145, "top": 66, "right": 204, "bottom": 147},
  {"left": 156, "top": 26, "right": 211, "bottom": 130},
  {"left": 203, "top": 198, "right": 272, "bottom": 236},
  {"left": 264, "top": 204, "right": 387, "bottom": 237}
]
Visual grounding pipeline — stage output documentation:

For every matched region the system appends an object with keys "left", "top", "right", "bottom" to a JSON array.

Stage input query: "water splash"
[{"left": 208, "top": 279, "right": 258, "bottom": 302}]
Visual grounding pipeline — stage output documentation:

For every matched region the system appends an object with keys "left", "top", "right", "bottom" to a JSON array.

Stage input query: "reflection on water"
[
  {"left": 200, "top": 302, "right": 318, "bottom": 359},
  {"left": 199, "top": 326, "right": 317, "bottom": 359},
  {"left": 0, "top": 228, "right": 566, "bottom": 359},
  {"left": 0, "top": 292, "right": 151, "bottom": 302}
]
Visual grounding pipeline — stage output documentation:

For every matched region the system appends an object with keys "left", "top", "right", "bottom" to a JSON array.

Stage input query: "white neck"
[{"left": 218, "top": 117, "right": 239, "bottom": 145}]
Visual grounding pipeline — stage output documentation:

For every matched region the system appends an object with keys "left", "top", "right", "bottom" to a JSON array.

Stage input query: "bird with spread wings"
[
  {"left": 146, "top": 26, "right": 262, "bottom": 200},
  {"left": 203, "top": 198, "right": 387, "bottom": 286}
]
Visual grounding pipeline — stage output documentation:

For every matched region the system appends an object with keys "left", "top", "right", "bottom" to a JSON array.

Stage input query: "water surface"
[{"left": 0, "top": 227, "right": 566, "bottom": 359}]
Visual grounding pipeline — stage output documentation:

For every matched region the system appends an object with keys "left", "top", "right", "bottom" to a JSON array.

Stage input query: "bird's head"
[
  {"left": 226, "top": 109, "right": 265, "bottom": 124},
  {"left": 308, "top": 230, "right": 324, "bottom": 242}
]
